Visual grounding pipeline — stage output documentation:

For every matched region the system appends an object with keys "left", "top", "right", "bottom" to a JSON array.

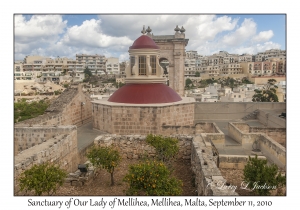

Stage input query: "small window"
[
  {"left": 150, "top": 56, "right": 156, "bottom": 75},
  {"left": 139, "top": 56, "right": 146, "bottom": 75},
  {"left": 130, "top": 56, "right": 135, "bottom": 75}
]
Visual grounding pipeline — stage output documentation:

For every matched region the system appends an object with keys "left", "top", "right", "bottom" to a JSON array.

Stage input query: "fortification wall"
[
  {"left": 14, "top": 126, "right": 77, "bottom": 155},
  {"left": 257, "top": 109, "right": 286, "bottom": 128},
  {"left": 249, "top": 127, "right": 286, "bottom": 146},
  {"left": 227, "top": 123, "right": 286, "bottom": 169},
  {"left": 191, "top": 135, "right": 238, "bottom": 196},
  {"left": 219, "top": 155, "right": 267, "bottom": 169},
  {"left": 14, "top": 126, "right": 78, "bottom": 194},
  {"left": 15, "top": 85, "right": 92, "bottom": 127},
  {"left": 259, "top": 135, "right": 286, "bottom": 170},
  {"left": 195, "top": 102, "right": 286, "bottom": 121}
]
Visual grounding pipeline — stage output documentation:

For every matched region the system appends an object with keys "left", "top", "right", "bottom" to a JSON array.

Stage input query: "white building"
[
  {"left": 201, "top": 92, "right": 218, "bottom": 102},
  {"left": 106, "top": 57, "right": 120, "bottom": 75}
]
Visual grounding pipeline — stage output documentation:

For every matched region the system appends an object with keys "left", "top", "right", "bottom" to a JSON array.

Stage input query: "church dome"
[
  {"left": 129, "top": 35, "right": 159, "bottom": 50},
  {"left": 108, "top": 83, "right": 181, "bottom": 104}
]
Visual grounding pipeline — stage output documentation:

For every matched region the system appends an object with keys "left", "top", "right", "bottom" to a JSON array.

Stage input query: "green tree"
[
  {"left": 243, "top": 155, "right": 286, "bottom": 196},
  {"left": 14, "top": 99, "right": 50, "bottom": 123},
  {"left": 185, "top": 78, "right": 193, "bottom": 89},
  {"left": 84, "top": 67, "right": 93, "bottom": 78},
  {"left": 146, "top": 134, "right": 179, "bottom": 163},
  {"left": 86, "top": 145, "right": 121, "bottom": 186},
  {"left": 252, "top": 79, "right": 278, "bottom": 102},
  {"left": 242, "top": 77, "right": 253, "bottom": 84},
  {"left": 195, "top": 71, "right": 200, "bottom": 77},
  {"left": 123, "top": 160, "right": 182, "bottom": 196},
  {"left": 18, "top": 162, "right": 67, "bottom": 196}
]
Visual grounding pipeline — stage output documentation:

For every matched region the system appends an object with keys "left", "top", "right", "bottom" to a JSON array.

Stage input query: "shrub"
[
  {"left": 86, "top": 145, "right": 121, "bottom": 186},
  {"left": 14, "top": 99, "right": 50, "bottom": 123},
  {"left": 243, "top": 155, "right": 286, "bottom": 195},
  {"left": 146, "top": 134, "right": 179, "bottom": 163},
  {"left": 18, "top": 162, "right": 67, "bottom": 196},
  {"left": 123, "top": 160, "right": 182, "bottom": 196}
]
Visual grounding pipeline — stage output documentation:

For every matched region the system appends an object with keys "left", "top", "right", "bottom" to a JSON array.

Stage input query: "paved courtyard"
[{"left": 77, "top": 121, "right": 107, "bottom": 151}]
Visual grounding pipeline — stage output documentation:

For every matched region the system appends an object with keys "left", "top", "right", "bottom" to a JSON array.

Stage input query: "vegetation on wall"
[
  {"left": 18, "top": 162, "right": 67, "bottom": 196},
  {"left": 14, "top": 99, "right": 50, "bottom": 123}
]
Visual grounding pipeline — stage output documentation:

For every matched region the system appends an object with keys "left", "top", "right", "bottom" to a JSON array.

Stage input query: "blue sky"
[{"left": 14, "top": 14, "right": 286, "bottom": 61}]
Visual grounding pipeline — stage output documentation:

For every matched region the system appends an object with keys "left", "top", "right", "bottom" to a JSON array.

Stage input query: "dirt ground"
[{"left": 55, "top": 159, "right": 198, "bottom": 196}]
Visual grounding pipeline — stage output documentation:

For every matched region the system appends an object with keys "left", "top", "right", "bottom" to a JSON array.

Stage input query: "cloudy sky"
[{"left": 14, "top": 14, "right": 286, "bottom": 62}]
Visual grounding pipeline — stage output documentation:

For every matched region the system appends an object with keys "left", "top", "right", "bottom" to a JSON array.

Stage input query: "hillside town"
[{"left": 14, "top": 48, "right": 286, "bottom": 103}]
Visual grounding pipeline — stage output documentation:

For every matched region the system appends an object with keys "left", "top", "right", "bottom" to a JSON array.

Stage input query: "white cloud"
[
  {"left": 14, "top": 15, "right": 284, "bottom": 61},
  {"left": 221, "top": 18, "right": 257, "bottom": 46},
  {"left": 61, "top": 19, "right": 133, "bottom": 48},
  {"left": 15, "top": 15, "right": 67, "bottom": 43},
  {"left": 252, "top": 30, "right": 274, "bottom": 43},
  {"left": 119, "top": 53, "right": 129, "bottom": 62}
]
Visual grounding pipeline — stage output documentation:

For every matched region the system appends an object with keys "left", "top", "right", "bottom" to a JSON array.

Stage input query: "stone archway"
[{"left": 146, "top": 26, "right": 189, "bottom": 96}]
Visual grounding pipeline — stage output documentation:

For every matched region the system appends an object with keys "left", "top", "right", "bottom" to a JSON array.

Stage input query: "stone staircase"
[{"left": 242, "top": 109, "right": 259, "bottom": 120}]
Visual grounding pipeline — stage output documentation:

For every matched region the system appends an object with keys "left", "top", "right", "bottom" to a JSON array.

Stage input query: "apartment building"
[
  {"left": 119, "top": 61, "right": 127, "bottom": 77},
  {"left": 76, "top": 54, "right": 107, "bottom": 75},
  {"left": 106, "top": 57, "right": 120, "bottom": 75},
  {"left": 240, "top": 60, "right": 286, "bottom": 77},
  {"left": 185, "top": 51, "right": 200, "bottom": 77},
  {"left": 238, "top": 54, "right": 253, "bottom": 62},
  {"left": 254, "top": 49, "right": 286, "bottom": 62}
]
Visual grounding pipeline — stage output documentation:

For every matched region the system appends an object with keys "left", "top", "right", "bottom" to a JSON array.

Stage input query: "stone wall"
[
  {"left": 234, "top": 123, "right": 250, "bottom": 133},
  {"left": 191, "top": 135, "right": 237, "bottom": 196},
  {"left": 92, "top": 99, "right": 194, "bottom": 135},
  {"left": 257, "top": 109, "right": 286, "bottom": 128},
  {"left": 14, "top": 126, "right": 77, "bottom": 155},
  {"left": 248, "top": 76, "right": 286, "bottom": 85},
  {"left": 195, "top": 102, "right": 286, "bottom": 121},
  {"left": 15, "top": 85, "right": 92, "bottom": 127},
  {"left": 14, "top": 126, "right": 78, "bottom": 194},
  {"left": 93, "top": 134, "right": 192, "bottom": 160},
  {"left": 228, "top": 122, "right": 261, "bottom": 149},
  {"left": 249, "top": 127, "right": 286, "bottom": 146},
  {"left": 228, "top": 123, "right": 286, "bottom": 170},
  {"left": 259, "top": 135, "right": 286, "bottom": 170},
  {"left": 219, "top": 155, "right": 267, "bottom": 169}
]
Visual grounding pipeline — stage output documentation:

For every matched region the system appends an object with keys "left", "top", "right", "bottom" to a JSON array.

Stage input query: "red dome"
[
  {"left": 108, "top": 83, "right": 181, "bottom": 104},
  {"left": 129, "top": 35, "right": 159, "bottom": 50}
]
